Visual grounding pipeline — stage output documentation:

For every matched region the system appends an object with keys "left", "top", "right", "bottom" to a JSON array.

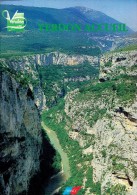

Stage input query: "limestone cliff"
[
  {"left": 0, "top": 56, "right": 46, "bottom": 111},
  {"left": 0, "top": 52, "right": 98, "bottom": 68},
  {"left": 0, "top": 71, "right": 42, "bottom": 195},
  {"left": 0, "top": 51, "right": 98, "bottom": 110},
  {"left": 99, "top": 50, "right": 137, "bottom": 81},
  {"left": 62, "top": 50, "right": 137, "bottom": 194}
]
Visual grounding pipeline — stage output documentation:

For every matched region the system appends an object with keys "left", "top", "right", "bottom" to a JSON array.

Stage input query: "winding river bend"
[{"left": 41, "top": 122, "right": 70, "bottom": 195}]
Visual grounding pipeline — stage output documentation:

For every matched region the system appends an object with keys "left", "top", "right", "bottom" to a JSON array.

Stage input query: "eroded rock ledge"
[{"left": 0, "top": 71, "right": 42, "bottom": 195}]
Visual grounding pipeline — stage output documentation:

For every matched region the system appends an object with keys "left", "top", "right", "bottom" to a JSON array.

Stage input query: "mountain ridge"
[
  {"left": 0, "top": 4, "right": 136, "bottom": 57},
  {"left": 0, "top": 4, "right": 133, "bottom": 31}
]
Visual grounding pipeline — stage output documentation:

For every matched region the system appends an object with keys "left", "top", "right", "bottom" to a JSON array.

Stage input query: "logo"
[
  {"left": 2, "top": 10, "right": 27, "bottom": 32},
  {"left": 63, "top": 186, "right": 82, "bottom": 195}
]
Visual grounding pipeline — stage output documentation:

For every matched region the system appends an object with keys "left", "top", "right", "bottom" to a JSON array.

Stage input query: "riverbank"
[
  {"left": 41, "top": 122, "right": 70, "bottom": 195},
  {"left": 42, "top": 100, "right": 101, "bottom": 195}
]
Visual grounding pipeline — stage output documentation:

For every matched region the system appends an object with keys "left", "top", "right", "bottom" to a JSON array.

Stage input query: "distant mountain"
[
  {"left": 0, "top": 5, "right": 133, "bottom": 32},
  {"left": 64, "top": 6, "right": 124, "bottom": 24},
  {"left": 0, "top": 5, "right": 134, "bottom": 55}
]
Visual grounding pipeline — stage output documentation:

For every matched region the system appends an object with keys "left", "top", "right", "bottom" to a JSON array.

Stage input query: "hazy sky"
[{"left": 1, "top": 0, "right": 137, "bottom": 31}]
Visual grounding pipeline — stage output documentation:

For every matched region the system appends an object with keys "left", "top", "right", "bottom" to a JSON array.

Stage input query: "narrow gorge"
[{"left": 0, "top": 49, "right": 137, "bottom": 195}]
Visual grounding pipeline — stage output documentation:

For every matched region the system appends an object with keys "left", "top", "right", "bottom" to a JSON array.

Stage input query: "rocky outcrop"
[
  {"left": 0, "top": 56, "right": 46, "bottom": 111},
  {"left": 0, "top": 52, "right": 98, "bottom": 67},
  {"left": 99, "top": 50, "right": 137, "bottom": 81},
  {"left": 63, "top": 50, "right": 137, "bottom": 194},
  {"left": 64, "top": 75, "right": 91, "bottom": 82},
  {"left": 0, "top": 71, "right": 42, "bottom": 195}
]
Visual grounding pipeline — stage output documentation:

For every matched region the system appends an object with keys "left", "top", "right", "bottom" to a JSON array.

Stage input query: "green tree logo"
[{"left": 2, "top": 10, "right": 27, "bottom": 32}]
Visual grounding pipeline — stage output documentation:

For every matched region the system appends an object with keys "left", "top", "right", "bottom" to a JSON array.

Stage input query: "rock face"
[
  {"left": 0, "top": 71, "right": 42, "bottom": 195},
  {"left": 34, "top": 52, "right": 98, "bottom": 66},
  {"left": 0, "top": 52, "right": 98, "bottom": 67},
  {"left": 99, "top": 50, "right": 137, "bottom": 81},
  {"left": 0, "top": 56, "right": 47, "bottom": 111},
  {"left": 63, "top": 50, "right": 137, "bottom": 194}
]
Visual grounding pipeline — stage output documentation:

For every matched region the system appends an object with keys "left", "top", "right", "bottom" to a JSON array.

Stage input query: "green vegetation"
[
  {"left": 39, "top": 63, "right": 98, "bottom": 107},
  {"left": 85, "top": 108, "right": 107, "bottom": 127},
  {"left": 77, "top": 74, "right": 136, "bottom": 103},
  {"left": 116, "top": 80, "right": 136, "bottom": 102},
  {"left": 114, "top": 44, "right": 137, "bottom": 52},
  {"left": 1, "top": 4, "right": 120, "bottom": 56},
  {"left": 0, "top": 61, "right": 39, "bottom": 87},
  {"left": 110, "top": 155, "right": 127, "bottom": 172},
  {"left": 0, "top": 49, "right": 56, "bottom": 59},
  {"left": 104, "top": 184, "right": 127, "bottom": 195},
  {"left": 101, "top": 149, "right": 107, "bottom": 158},
  {"left": 85, "top": 167, "right": 101, "bottom": 194},
  {"left": 52, "top": 152, "right": 61, "bottom": 173},
  {"left": 113, "top": 163, "right": 125, "bottom": 171},
  {"left": 105, "top": 61, "right": 112, "bottom": 67},
  {"left": 1, "top": 8, "right": 136, "bottom": 191},
  {"left": 130, "top": 64, "right": 137, "bottom": 71},
  {"left": 0, "top": 30, "right": 101, "bottom": 57},
  {"left": 67, "top": 73, "right": 137, "bottom": 130},
  {"left": 42, "top": 99, "right": 101, "bottom": 194}
]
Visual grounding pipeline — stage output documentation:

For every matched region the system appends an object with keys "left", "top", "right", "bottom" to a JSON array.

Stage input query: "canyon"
[{"left": 0, "top": 49, "right": 137, "bottom": 194}]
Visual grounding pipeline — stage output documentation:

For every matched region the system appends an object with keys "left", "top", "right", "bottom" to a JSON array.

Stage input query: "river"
[{"left": 41, "top": 122, "right": 70, "bottom": 195}]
